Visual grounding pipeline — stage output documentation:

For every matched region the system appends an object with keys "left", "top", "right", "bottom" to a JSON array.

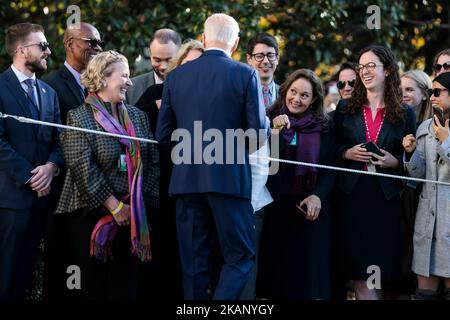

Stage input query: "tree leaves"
[{"left": 1, "top": 0, "right": 449, "bottom": 80}]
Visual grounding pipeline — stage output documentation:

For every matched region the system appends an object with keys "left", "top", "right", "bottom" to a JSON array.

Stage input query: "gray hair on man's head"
[{"left": 204, "top": 13, "right": 239, "bottom": 47}]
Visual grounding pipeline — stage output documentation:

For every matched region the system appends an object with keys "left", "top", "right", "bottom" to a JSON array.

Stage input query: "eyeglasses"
[
  {"left": 434, "top": 62, "right": 450, "bottom": 73},
  {"left": 428, "top": 88, "right": 448, "bottom": 97},
  {"left": 22, "top": 42, "right": 50, "bottom": 51},
  {"left": 108, "top": 50, "right": 119, "bottom": 56},
  {"left": 74, "top": 37, "right": 104, "bottom": 49},
  {"left": 355, "top": 62, "right": 383, "bottom": 73},
  {"left": 250, "top": 52, "right": 278, "bottom": 62},
  {"left": 336, "top": 79, "right": 356, "bottom": 90}
]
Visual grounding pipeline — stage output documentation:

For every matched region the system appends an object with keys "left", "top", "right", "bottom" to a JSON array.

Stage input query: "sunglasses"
[
  {"left": 336, "top": 79, "right": 356, "bottom": 90},
  {"left": 428, "top": 88, "right": 449, "bottom": 97},
  {"left": 434, "top": 62, "right": 450, "bottom": 72},
  {"left": 74, "top": 37, "right": 105, "bottom": 49},
  {"left": 22, "top": 41, "right": 50, "bottom": 51}
]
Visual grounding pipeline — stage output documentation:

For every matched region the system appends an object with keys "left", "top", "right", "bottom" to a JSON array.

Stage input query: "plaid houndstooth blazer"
[{"left": 55, "top": 102, "right": 159, "bottom": 214}]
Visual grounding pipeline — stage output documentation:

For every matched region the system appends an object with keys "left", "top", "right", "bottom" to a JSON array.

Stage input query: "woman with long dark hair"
[
  {"left": 257, "top": 69, "right": 336, "bottom": 299},
  {"left": 334, "top": 45, "right": 416, "bottom": 299}
]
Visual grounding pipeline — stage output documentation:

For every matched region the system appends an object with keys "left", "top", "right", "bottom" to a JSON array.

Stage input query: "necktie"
[
  {"left": 83, "top": 87, "right": 89, "bottom": 98},
  {"left": 23, "top": 78, "right": 40, "bottom": 119},
  {"left": 262, "top": 85, "right": 271, "bottom": 109}
]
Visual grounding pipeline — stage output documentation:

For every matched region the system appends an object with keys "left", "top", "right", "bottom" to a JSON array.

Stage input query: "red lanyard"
[{"left": 363, "top": 106, "right": 385, "bottom": 143}]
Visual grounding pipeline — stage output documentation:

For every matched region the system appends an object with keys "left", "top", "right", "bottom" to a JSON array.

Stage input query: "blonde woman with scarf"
[{"left": 54, "top": 51, "right": 159, "bottom": 299}]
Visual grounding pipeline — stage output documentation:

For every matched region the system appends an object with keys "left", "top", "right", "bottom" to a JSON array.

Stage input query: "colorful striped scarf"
[{"left": 87, "top": 93, "right": 152, "bottom": 262}]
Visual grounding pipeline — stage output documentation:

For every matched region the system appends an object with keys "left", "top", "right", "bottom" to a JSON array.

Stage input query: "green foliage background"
[
  {"left": 1, "top": 0, "right": 450, "bottom": 300},
  {"left": 1, "top": 0, "right": 450, "bottom": 83}
]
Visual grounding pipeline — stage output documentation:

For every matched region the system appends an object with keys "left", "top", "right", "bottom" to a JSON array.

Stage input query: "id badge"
[
  {"left": 289, "top": 132, "right": 297, "bottom": 146},
  {"left": 367, "top": 163, "right": 376, "bottom": 173},
  {"left": 118, "top": 154, "right": 127, "bottom": 172}
]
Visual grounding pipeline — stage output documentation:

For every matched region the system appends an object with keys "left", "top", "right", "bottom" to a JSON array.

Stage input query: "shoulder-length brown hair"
[
  {"left": 271, "top": 68, "right": 330, "bottom": 129},
  {"left": 346, "top": 45, "right": 404, "bottom": 124}
]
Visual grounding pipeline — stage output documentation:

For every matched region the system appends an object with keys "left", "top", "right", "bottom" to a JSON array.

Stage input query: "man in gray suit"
[{"left": 127, "top": 28, "right": 181, "bottom": 106}]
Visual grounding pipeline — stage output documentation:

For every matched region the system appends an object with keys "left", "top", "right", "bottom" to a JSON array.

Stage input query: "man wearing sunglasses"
[
  {"left": 127, "top": 28, "right": 181, "bottom": 106},
  {"left": 0, "top": 23, "right": 63, "bottom": 300},
  {"left": 44, "top": 22, "right": 102, "bottom": 124},
  {"left": 336, "top": 62, "right": 357, "bottom": 100}
]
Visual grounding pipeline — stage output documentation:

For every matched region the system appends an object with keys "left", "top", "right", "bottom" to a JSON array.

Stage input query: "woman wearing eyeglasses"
[
  {"left": 54, "top": 51, "right": 160, "bottom": 299},
  {"left": 334, "top": 45, "right": 416, "bottom": 300},
  {"left": 257, "top": 69, "right": 336, "bottom": 299},
  {"left": 402, "top": 72, "right": 450, "bottom": 300}
]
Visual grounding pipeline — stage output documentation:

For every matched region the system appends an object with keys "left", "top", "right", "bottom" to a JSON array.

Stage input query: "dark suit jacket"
[
  {"left": 156, "top": 49, "right": 269, "bottom": 199},
  {"left": 135, "top": 83, "right": 164, "bottom": 136},
  {"left": 334, "top": 99, "right": 416, "bottom": 200},
  {"left": 0, "top": 67, "right": 64, "bottom": 209},
  {"left": 43, "top": 64, "right": 85, "bottom": 124},
  {"left": 127, "top": 70, "right": 155, "bottom": 106}
]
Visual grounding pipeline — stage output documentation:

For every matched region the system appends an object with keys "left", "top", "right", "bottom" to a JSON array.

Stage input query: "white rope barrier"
[
  {"left": 2, "top": 112, "right": 450, "bottom": 187},
  {"left": 0, "top": 112, "right": 157, "bottom": 144},
  {"left": 251, "top": 155, "right": 450, "bottom": 187}
]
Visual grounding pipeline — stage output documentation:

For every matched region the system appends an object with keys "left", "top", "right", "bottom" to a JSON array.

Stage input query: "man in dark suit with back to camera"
[
  {"left": 156, "top": 13, "right": 269, "bottom": 300},
  {"left": 0, "top": 23, "right": 63, "bottom": 300}
]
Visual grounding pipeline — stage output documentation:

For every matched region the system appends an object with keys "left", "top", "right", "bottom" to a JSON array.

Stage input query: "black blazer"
[
  {"left": 44, "top": 64, "right": 85, "bottom": 124},
  {"left": 334, "top": 99, "right": 416, "bottom": 200},
  {"left": 135, "top": 83, "right": 164, "bottom": 136}
]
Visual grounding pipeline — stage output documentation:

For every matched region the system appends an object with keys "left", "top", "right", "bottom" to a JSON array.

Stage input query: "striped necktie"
[{"left": 262, "top": 85, "right": 271, "bottom": 109}]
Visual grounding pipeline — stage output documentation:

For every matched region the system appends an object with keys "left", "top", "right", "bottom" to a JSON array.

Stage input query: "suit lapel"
[
  {"left": 3, "top": 67, "right": 34, "bottom": 119},
  {"left": 148, "top": 71, "right": 156, "bottom": 87},
  {"left": 36, "top": 79, "right": 51, "bottom": 121},
  {"left": 352, "top": 109, "right": 366, "bottom": 143},
  {"left": 375, "top": 118, "right": 392, "bottom": 148},
  {"left": 60, "top": 65, "right": 84, "bottom": 105}
]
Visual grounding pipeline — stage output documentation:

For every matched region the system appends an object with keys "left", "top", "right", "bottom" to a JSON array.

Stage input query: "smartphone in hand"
[
  {"left": 296, "top": 203, "right": 307, "bottom": 214},
  {"left": 433, "top": 106, "right": 446, "bottom": 126},
  {"left": 361, "top": 141, "right": 384, "bottom": 161}
]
